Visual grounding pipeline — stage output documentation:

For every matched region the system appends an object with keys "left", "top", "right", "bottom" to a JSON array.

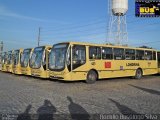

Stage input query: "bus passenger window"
[
  {"left": 114, "top": 48, "right": 125, "bottom": 60},
  {"left": 72, "top": 45, "right": 86, "bottom": 70},
  {"left": 89, "top": 47, "right": 101, "bottom": 59},
  {"left": 144, "top": 51, "right": 152, "bottom": 60},
  {"left": 102, "top": 47, "right": 113, "bottom": 59},
  {"left": 158, "top": 52, "right": 160, "bottom": 67},
  {"left": 125, "top": 49, "right": 135, "bottom": 60},
  {"left": 153, "top": 51, "right": 156, "bottom": 60},
  {"left": 136, "top": 50, "right": 144, "bottom": 60}
]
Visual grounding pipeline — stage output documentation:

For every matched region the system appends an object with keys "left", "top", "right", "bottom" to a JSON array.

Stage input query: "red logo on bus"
[{"left": 105, "top": 62, "right": 111, "bottom": 68}]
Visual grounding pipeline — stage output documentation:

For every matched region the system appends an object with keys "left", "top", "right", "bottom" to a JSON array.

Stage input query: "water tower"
[{"left": 107, "top": 0, "right": 128, "bottom": 45}]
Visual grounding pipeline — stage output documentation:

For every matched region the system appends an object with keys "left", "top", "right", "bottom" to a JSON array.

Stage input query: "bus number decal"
[{"left": 105, "top": 62, "right": 111, "bottom": 68}]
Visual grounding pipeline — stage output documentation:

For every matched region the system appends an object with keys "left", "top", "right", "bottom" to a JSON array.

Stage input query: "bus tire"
[
  {"left": 86, "top": 70, "right": 97, "bottom": 84},
  {"left": 135, "top": 68, "right": 143, "bottom": 79}
]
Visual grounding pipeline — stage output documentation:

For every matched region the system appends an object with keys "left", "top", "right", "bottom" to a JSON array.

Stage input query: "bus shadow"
[
  {"left": 128, "top": 84, "right": 160, "bottom": 96},
  {"left": 19, "top": 75, "right": 50, "bottom": 81},
  {"left": 48, "top": 78, "right": 85, "bottom": 84},
  {"left": 49, "top": 77, "right": 134, "bottom": 84},
  {"left": 108, "top": 98, "right": 138, "bottom": 114},
  {"left": 108, "top": 98, "right": 147, "bottom": 119},
  {"left": 96, "top": 76, "right": 138, "bottom": 84}
]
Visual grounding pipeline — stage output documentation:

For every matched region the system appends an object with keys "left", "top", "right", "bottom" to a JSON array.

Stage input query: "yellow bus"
[
  {"left": 6, "top": 50, "right": 14, "bottom": 73},
  {"left": 13, "top": 49, "right": 23, "bottom": 74},
  {"left": 158, "top": 51, "right": 160, "bottom": 73},
  {"left": 49, "top": 42, "right": 158, "bottom": 83},
  {"left": 1, "top": 52, "right": 7, "bottom": 72},
  {"left": 0, "top": 53, "right": 2, "bottom": 71},
  {"left": 1, "top": 52, "right": 4, "bottom": 71},
  {"left": 29, "top": 46, "right": 51, "bottom": 78},
  {"left": 20, "top": 48, "right": 33, "bottom": 75}
]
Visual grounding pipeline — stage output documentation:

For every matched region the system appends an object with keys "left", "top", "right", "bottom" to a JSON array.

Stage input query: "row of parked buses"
[
  {"left": 0, "top": 42, "right": 160, "bottom": 83},
  {"left": 0, "top": 46, "right": 51, "bottom": 77}
]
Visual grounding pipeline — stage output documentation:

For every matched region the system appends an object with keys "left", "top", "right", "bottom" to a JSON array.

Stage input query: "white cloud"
[{"left": 0, "top": 5, "right": 50, "bottom": 22}]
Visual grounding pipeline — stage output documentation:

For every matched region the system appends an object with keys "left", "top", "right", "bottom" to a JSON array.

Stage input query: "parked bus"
[
  {"left": 6, "top": 50, "right": 14, "bottom": 73},
  {"left": 29, "top": 46, "right": 51, "bottom": 78},
  {"left": 158, "top": 51, "right": 160, "bottom": 73},
  {"left": 13, "top": 49, "right": 23, "bottom": 74},
  {"left": 49, "top": 42, "right": 158, "bottom": 83},
  {"left": 21, "top": 48, "right": 33, "bottom": 75},
  {"left": 1, "top": 52, "right": 8, "bottom": 72},
  {"left": 0, "top": 53, "right": 2, "bottom": 70},
  {"left": 0, "top": 52, "right": 4, "bottom": 71}
]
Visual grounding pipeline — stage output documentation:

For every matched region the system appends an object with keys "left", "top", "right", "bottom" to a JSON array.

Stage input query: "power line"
[
  {"left": 41, "top": 25, "right": 106, "bottom": 38},
  {"left": 42, "top": 14, "right": 135, "bottom": 33},
  {"left": 41, "top": 18, "right": 155, "bottom": 37},
  {"left": 41, "top": 21, "right": 160, "bottom": 40},
  {"left": 128, "top": 22, "right": 160, "bottom": 31},
  {"left": 42, "top": 20, "right": 106, "bottom": 33},
  {"left": 132, "top": 40, "right": 160, "bottom": 46}
]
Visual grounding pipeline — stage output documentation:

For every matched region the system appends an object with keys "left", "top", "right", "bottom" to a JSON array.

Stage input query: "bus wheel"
[
  {"left": 135, "top": 69, "right": 143, "bottom": 79},
  {"left": 86, "top": 70, "right": 97, "bottom": 84}
]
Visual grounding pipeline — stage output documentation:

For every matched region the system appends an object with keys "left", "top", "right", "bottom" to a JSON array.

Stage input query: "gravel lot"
[{"left": 0, "top": 71, "right": 160, "bottom": 120}]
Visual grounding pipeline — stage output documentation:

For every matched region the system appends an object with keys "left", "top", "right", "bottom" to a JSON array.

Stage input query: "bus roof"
[
  {"left": 23, "top": 48, "right": 34, "bottom": 51},
  {"left": 34, "top": 45, "right": 52, "bottom": 49},
  {"left": 14, "top": 48, "right": 23, "bottom": 52},
  {"left": 56, "top": 41, "right": 157, "bottom": 51}
]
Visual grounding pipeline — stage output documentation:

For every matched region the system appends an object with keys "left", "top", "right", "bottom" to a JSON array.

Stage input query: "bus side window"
[
  {"left": 102, "top": 47, "right": 113, "bottom": 59},
  {"left": 89, "top": 46, "right": 101, "bottom": 59},
  {"left": 158, "top": 52, "right": 160, "bottom": 67},
  {"left": 125, "top": 49, "right": 135, "bottom": 60},
  {"left": 114, "top": 48, "right": 125, "bottom": 60},
  {"left": 144, "top": 51, "right": 152, "bottom": 60},
  {"left": 72, "top": 45, "right": 86, "bottom": 70},
  {"left": 136, "top": 50, "right": 144, "bottom": 60},
  {"left": 153, "top": 51, "right": 156, "bottom": 60}
]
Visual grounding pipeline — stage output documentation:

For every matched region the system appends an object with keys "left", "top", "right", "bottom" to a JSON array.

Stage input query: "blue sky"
[{"left": 0, "top": 0, "right": 160, "bottom": 51}]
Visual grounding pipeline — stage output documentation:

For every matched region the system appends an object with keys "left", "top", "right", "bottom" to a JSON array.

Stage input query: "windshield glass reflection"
[
  {"left": 7, "top": 51, "right": 13, "bottom": 65},
  {"left": 30, "top": 47, "right": 44, "bottom": 69},
  {"left": 4, "top": 53, "right": 7, "bottom": 64},
  {"left": 14, "top": 50, "right": 20, "bottom": 65},
  {"left": 21, "top": 49, "right": 32, "bottom": 67},
  {"left": 49, "top": 44, "right": 68, "bottom": 70}
]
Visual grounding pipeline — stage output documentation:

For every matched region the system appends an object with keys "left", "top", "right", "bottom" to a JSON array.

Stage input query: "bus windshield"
[
  {"left": 4, "top": 53, "right": 7, "bottom": 64},
  {"left": 14, "top": 50, "right": 20, "bottom": 65},
  {"left": 21, "top": 49, "right": 31, "bottom": 67},
  {"left": 1, "top": 54, "right": 4, "bottom": 64},
  {"left": 7, "top": 51, "right": 12, "bottom": 64},
  {"left": 30, "top": 47, "right": 44, "bottom": 69},
  {"left": 49, "top": 44, "right": 68, "bottom": 70}
]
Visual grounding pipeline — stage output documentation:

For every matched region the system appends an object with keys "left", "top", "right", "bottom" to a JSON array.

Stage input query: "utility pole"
[
  {"left": 38, "top": 27, "right": 41, "bottom": 47},
  {"left": 0, "top": 41, "right": 3, "bottom": 52}
]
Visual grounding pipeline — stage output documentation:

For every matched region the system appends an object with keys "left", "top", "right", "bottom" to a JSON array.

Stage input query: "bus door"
[
  {"left": 158, "top": 52, "right": 160, "bottom": 72},
  {"left": 43, "top": 48, "right": 50, "bottom": 71},
  {"left": 70, "top": 45, "right": 87, "bottom": 80},
  {"left": 0, "top": 54, "right": 2, "bottom": 70}
]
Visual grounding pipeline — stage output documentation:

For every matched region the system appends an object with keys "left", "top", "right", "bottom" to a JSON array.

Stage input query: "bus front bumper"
[
  {"left": 21, "top": 67, "right": 31, "bottom": 75},
  {"left": 31, "top": 69, "right": 49, "bottom": 78},
  {"left": 49, "top": 71, "right": 72, "bottom": 81}
]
